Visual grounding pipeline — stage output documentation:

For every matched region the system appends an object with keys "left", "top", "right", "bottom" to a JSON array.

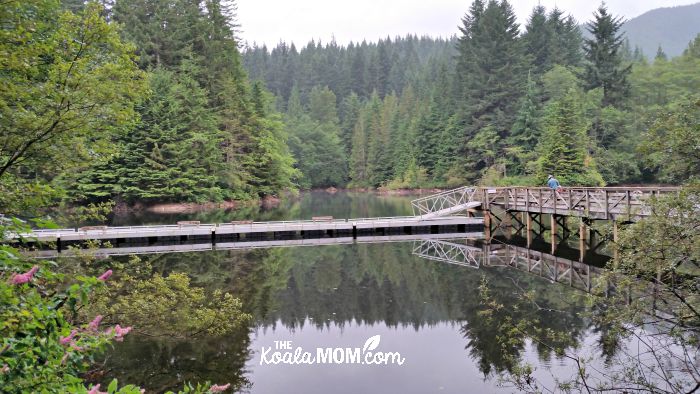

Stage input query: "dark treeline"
[
  {"left": 4, "top": 0, "right": 697, "bottom": 210},
  {"left": 61, "top": 0, "right": 297, "bottom": 204},
  {"left": 243, "top": 1, "right": 700, "bottom": 190}
]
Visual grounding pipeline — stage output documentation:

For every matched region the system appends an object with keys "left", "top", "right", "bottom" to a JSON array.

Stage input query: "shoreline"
[{"left": 113, "top": 188, "right": 445, "bottom": 215}]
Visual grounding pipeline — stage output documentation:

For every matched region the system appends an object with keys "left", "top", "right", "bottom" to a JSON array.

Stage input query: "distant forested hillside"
[
  {"left": 623, "top": 2, "right": 700, "bottom": 59},
  {"left": 622, "top": 3, "right": 700, "bottom": 59}
]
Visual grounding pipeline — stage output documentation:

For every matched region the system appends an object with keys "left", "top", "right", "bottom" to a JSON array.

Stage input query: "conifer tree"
[
  {"left": 655, "top": 45, "right": 668, "bottom": 62},
  {"left": 456, "top": 0, "right": 526, "bottom": 180},
  {"left": 582, "top": 4, "right": 631, "bottom": 107},
  {"left": 109, "top": 63, "right": 223, "bottom": 202},
  {"left": 523, "top": 5, "right": 549, "bottom": 75},
  {"left": 536, "top": 88, "right": 604, "bottom": 186}
]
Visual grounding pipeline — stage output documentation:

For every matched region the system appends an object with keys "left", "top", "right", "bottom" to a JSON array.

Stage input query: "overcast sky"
[{"left": 236, "top": 0, "right": 699, "bottom": 48}]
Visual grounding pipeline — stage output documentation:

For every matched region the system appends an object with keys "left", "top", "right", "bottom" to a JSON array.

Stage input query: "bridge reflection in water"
[{"left": 413, "top": 238, "right": 603, "bottom": 294}]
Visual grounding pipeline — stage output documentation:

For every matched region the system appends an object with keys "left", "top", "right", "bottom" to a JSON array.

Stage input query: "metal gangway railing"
[
  {"left": 412, "top": 239, "right": 482, "bottom": 268},
  {"left": 411, "top": 186, "right": 482, "bottom": 219}
]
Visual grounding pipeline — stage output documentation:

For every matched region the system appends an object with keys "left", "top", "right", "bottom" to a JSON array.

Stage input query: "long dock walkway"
[
  {"left": 29, "top": 231, "right": 483, "bottom": 259},
  {"left": 10, "top": 216, "right": 482, "bottom": 245}
]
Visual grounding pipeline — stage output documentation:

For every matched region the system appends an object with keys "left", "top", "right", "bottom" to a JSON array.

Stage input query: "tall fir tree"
[
  {"left": 456, "top": 0, "right": 527, "bottom": 180},
  {"left": 582, "top": 4, "right": 631, "bottom": 108},
  {"left": 523, "top": 5, "right": 549, "bottom": 75},
  {"left": 536, "top": 88, "right": 604, "bottom": 186}
]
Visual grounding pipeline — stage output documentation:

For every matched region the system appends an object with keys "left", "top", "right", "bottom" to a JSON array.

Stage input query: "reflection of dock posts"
[
  {"left": 503, "top": 211, "right": 512, "bottom": 240},
  {"left": 612, "top": 220, "right": 619, "bottom": 261},
  {"left": 550, "top": 214, "right": 558, "bottom": 254},
  {"left": 484, "top": 212, "right": 492, "bottom": 241},
  {"left": 482, "top": 243, "right": 491, "bottom": 266},
  {"left": 578, "top": 219, "right": 587, "bottom": 262}
]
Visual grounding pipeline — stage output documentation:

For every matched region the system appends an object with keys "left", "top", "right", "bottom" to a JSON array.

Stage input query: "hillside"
[{"left": 622, "top": 2, "right": 700, "bottom": 58}]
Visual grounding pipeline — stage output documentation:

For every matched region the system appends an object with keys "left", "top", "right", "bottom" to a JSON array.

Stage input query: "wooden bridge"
[
  {"left": 480, "top": 186, "right": 679, "bottom": 220},
  {"left": 6, "top": 185, "right": 679, "bottom": 253}
]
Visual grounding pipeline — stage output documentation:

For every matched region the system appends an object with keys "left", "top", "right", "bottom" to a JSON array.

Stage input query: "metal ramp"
[
  {"left": 411, "top": 186, "right": 482, "bottom": 218},
  {"left": 412, "top": 239, "right": 482, "bottom": 268}
]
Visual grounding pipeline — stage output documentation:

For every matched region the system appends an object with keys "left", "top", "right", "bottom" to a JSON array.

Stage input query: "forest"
[
  {"left": 2, "top": 0, "right": 699, "bottom": 206},
  {"left": 243, "top": 2, "right": 700, "bottom": 191}
]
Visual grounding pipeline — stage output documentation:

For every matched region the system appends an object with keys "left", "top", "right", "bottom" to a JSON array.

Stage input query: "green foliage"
[
  {"left": 582, "top": 4, "right": 632, "bottom": 107},
  {"left": 90, "top": 269, "right": 251, "bottom": 338},
  {"left": 286, "top": 86, "right": 347, "bottom": 188},
  {"left": 1, "top": 256, "right": 112, "bottom": 391},
  {"left": 536, "top": 87, "right": 605, "bottom": 186},
  {"left": 72, "top": 64, "right": 225, "bottom": 203},
  {"left": 66, "top": 0, "right": 297, "bottom": 203},
  {"left": 0, "top": 0, "right": 147, "bottom": 210},
  {"left": 638, "top": 97, "right": 700, "bottom": 183}
]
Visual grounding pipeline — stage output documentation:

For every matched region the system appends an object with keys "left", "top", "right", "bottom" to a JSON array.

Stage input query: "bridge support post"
[
  {"left": 484, "top": 213, "right": 492, "bottom": 241},
  {"left": 612, "top": 220, "right": 619, "bottom": 261},
  {"left": 579, "top": 220, "right": 587, "bottom": 262},
  {"left": 550, "top": 215, "right": 558, "bottom": 254},
  {"left": 526, "top": 213, "right": 532, "bottom": 248},
  {"left": 506, "top": 213, "right": 514, "bottom": 240},
  {"left": 57, "top": 237, "right": 61, "bottom": 253}
]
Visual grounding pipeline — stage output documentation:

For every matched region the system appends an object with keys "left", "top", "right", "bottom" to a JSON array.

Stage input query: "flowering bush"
[{"left": 0, "top": 241, "right": 232, "bottom": 393}]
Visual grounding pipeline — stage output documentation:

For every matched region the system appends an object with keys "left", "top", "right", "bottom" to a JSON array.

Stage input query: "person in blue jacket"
[{"left": 547, "top": 175, "right": 562, "bottom": 192}]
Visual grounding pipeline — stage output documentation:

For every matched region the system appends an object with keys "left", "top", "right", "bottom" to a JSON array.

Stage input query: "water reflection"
[
  {"left": 93, "top": 193, "right": 611, "bottom": 392},
  {"left": 100, "top": 237, "right": 597, "bottom": 392}
]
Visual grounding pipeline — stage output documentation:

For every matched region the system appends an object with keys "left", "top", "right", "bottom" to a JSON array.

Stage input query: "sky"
[{"left": 236, "top": 0, "right": 699, "bottom": 48}]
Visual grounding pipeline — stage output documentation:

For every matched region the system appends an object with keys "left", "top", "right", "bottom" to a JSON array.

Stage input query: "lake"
[{"left": 83, "top": 191, "right": 609, "bottom": 393}]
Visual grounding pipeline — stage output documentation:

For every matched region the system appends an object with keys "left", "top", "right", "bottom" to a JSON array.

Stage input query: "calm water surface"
[{"left": 89, "top": 192, "right": 608, "bottom": 393}]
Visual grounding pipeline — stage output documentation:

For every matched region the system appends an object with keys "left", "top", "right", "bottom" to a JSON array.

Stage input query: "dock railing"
[{"left": 481, "top": 186, "right": 680, "bottom": 219}]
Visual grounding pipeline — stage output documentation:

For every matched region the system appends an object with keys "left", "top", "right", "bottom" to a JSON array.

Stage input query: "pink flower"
[
  {"left": 59, "top": 330, "right": 77, "bottom": 346},
  {"left": 88, "top": 315, "right": 103, "bottom": 331},
  {"left": 9, "top": 265, "right": 39, "bottom": 285},
  {"left": 209, "top": 383, "right": 231, "bottom": 392},
  {"left": 70, "top": 342, "right": 84, "bottom": 352},
  {"left": 87, "top": 384, "right": 107, "bottom": 394},
  {"left": 97, "top": 269, "right": 113, "bottom": 281},
  {"left": 111, "top": 324, "right": 132, "bottom": 342}
]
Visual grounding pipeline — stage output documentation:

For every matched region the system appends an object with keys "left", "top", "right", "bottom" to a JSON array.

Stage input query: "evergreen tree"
[
  {"left": 547, "top": 9, "right": 583, "bottom": 68},
  {"left": 286, "top": 86, "right": 346, "bottom": 188},
  {"left": 339, "top": 93, "right": 362, "bottom": 156},
  {"left": 101, "top": 64, "right": 224, "bottom": 203},
  {"left": 523, "top": 5, "right": 549, "bottom": 75},
  {"left": 456, "top": 0, "right": 526, "bottom": 180},
  {"left": 655, "top": 45, "right": 668, "bottom": 62},
  {"left": 536, "top": 88, "right": 604, "bottom": 186},
  {"left": 582, "top": 4, "right": 632, "bottom": 107},
  {"left": 366, "top": 93, "right": 396, "bottom": 186},
  {"left": 683, "top": 34, "right": 700, "bottom": 58}
]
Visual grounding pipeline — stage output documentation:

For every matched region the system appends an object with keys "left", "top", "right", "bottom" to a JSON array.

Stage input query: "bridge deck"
[
  {"left": 481, "top": 187, "right": 679, "bottom": 220},
  {"left": 11, "top": 216, "right": 482, "bottom": 243}
]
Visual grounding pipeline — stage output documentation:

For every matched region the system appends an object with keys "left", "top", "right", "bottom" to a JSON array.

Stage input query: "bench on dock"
[
  {"left": 177, "top": 221, "right": 200, "bottom": 227},
  {"left": 78, "top": 225, "right": 107, "bottom": 232},
  {"left": 231, "top": 220, "right": 254, "bottom": 225},
  {"left": 312, "top": 216, "right": 334, "bottom": 222}
]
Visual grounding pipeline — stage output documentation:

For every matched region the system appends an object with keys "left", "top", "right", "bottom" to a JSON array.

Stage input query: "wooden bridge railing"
[{"left": 480, "top": 187, "right": 680, "bottom": 220}]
